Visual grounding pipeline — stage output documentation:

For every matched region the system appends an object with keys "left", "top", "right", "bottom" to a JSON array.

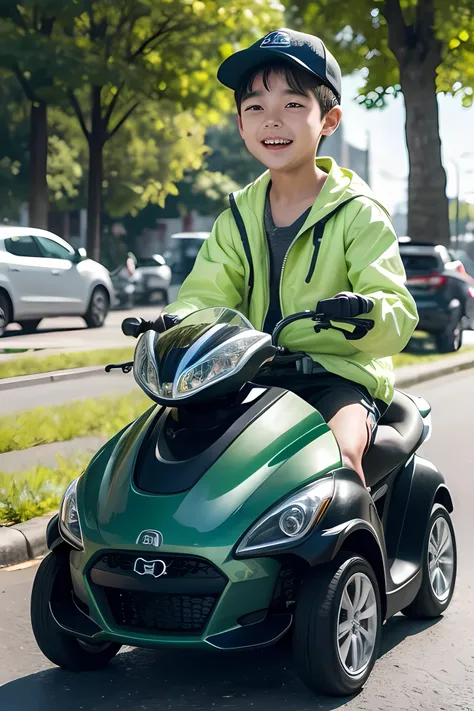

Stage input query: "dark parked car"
[{"left": 399, "top": 240, "right": 474, "bottom": 352}]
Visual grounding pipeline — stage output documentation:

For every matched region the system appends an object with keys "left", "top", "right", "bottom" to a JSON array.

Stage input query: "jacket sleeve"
[
  {"left": 164, "top": 208, "right": 246, "bottom": 319},
  {"left": 337, "top": 198, "right": 419, "bottom": 359}
]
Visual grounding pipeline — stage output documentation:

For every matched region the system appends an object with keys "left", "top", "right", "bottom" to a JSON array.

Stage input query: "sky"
[{"left": 339, "top": 72, "right": 474, "bottom": 214}]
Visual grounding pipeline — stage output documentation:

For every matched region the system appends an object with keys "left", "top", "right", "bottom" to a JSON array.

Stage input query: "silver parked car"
[{"left": 0, "top": 227, "right": 114, "bottom": 336}]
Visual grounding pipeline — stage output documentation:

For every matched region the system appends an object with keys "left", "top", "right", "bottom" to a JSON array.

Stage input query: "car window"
[
  {"left": 36, "top": 236, "right": 74, "bottom": 260},
  {"left": 4, "top": 235, "right": 43, "bottom": 258},
  {"left": 400, "top": 254, "right": 441, "bottom": 272}
]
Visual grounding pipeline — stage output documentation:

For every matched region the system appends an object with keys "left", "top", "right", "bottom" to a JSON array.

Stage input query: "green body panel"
[{"left": 72, "top": 389, "right": 341, "bottom": 647}]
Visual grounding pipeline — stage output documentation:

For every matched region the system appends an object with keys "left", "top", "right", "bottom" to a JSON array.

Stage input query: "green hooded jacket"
[{"left": 166, "top": 157, "right": 419, "bottom": 404}]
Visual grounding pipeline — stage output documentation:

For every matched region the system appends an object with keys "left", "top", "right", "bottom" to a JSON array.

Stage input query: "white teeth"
[{"left": 264, "top": 139, "right": 291, "bottom": 145}]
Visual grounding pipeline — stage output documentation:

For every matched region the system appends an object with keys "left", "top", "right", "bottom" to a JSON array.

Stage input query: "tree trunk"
[
  {"left": 400, "top": 61, "right": 450, "bottom": 245},
  {"left": 29, "top": 101, "right": 48, "bottom": 229},
  {"left": 86, "top": 87, "right": 104, "bottom": 262}
]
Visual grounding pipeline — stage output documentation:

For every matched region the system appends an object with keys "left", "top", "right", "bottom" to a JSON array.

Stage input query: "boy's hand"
[{"left": 316, "top": 293, "right": 374, "bottom": 319}]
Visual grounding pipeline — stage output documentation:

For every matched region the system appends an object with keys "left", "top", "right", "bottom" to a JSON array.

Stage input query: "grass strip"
[
  {"left": 0, "top": 391, "right": 149, "bottom": 454},
  {"left": 0, "top": 455, "right": 86, "bottom": 525},
  {"left": 0, "top": 347, "right": 134, "bottom": 379}
]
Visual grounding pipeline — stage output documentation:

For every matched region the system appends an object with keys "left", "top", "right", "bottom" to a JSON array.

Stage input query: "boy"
[{"left": 159, "top": 28, "right": 418, "bottom": 487}]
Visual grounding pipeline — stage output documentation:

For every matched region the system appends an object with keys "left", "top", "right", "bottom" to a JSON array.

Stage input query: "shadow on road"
[{"left": 0, "top": 616, "right": 440, "bottom": 711}]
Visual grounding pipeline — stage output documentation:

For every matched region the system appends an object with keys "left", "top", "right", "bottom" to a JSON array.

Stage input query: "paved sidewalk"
[{"left": 0, "top": 436, "right": 106, "bottom": 474}]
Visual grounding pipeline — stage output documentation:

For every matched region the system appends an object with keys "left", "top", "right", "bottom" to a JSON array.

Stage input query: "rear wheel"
[
  {"left": 31, "top": 552, "right": 121, "bottom": 670},
  {"left": 84, "top": 286, "right": 109, "bottom": 328},
  {"left": 293, "top": 553, "right": 382, "bottom": 697},
  {"left": 435, "top": 321, "right": 462, "bottom": 352},
  {"left": 18, "top": 319, "right": 42, "bottom": 333},
  {"left": 402, "top": 505, "right": 456, "bottom": 619},
  {"left": 0, "top": 292, "right": 11, "bottom": 337}
]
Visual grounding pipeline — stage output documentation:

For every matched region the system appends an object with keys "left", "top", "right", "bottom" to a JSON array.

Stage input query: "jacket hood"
[{"left": 232, "top": 157, "right": 389, "bottom": 232}]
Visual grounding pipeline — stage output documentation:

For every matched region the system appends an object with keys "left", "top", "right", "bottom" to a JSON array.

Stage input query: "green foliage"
[
  {"left": 288, "top": 0, "right": 474, "bottom": 107},
  {"left": 0, "top": 456, "right": 85, "bottom": 525},
  {"left": 0, "top": 391, "right": 150, "bottom": 453},
  {"left": 0, "top": 347, "right": 134, "bottom": 379}
]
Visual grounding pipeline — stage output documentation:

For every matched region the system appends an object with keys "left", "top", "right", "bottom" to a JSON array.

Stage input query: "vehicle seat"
[{"left": 363, "top": 391, "right": 424, "bottom": 488}]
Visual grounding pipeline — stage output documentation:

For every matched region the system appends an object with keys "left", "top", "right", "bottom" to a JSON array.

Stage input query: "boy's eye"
[
  {"left": 244, "top": 104, "right": 263, "bottom": 111},
  {"left": 286, "top": 102, "right": 304, "bottom": 108}
]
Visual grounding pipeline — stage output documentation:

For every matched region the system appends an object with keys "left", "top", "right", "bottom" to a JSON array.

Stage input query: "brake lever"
[
  {"left": 312, "top": 314, "right": 374, "bottom": 340},
  {"left": 105, "top": 361, "right": 134, "bottom": 374}
]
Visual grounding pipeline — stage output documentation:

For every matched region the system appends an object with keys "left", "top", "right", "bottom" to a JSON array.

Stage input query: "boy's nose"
[{"left": 264, "top": 118, "right": 283, "bottom": 128}]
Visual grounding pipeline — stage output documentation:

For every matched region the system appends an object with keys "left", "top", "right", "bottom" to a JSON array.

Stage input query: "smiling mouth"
[{"left": 261, "top": 138, "right": 293, "bottom": 150}]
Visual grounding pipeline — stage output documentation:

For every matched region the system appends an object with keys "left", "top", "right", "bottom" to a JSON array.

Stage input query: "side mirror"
[{"left": 121, "top": 317, "right": 142, "bottom": 338}]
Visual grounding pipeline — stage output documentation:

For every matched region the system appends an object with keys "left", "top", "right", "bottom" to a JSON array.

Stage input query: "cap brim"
[{"left": 217, "top": 47, "right": 324, "bottom": 93}]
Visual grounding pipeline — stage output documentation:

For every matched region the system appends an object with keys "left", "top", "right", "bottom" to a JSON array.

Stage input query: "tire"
[
  {"left": 293, "top": 553, "right": 382, "bottom": 697},
  {"left": 0, "top": 292, "right": 11, "bottom": 337},
  {"left": 18, "top": 319, "right": 42, "bottom": 333},
  {"left": 84, "top": 286, "right": 110, "bottom": 328},
  {"left": 31, "top": 552, "right": 121, "bottom": 670},
  {"left": 435, "top": 321, "right": 462, "bottom": 353},
  {"left": 402, "top": 505, "right": 456, "bottom": 620}
]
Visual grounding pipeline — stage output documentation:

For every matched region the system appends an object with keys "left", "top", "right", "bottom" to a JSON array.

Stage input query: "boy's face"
[{"left": 237, "top": 70, "right": 341, "bottom": 173}]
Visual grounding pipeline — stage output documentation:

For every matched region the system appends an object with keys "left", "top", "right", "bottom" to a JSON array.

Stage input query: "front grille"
[
  {"left": 89, "top": 552, "right": 227, "bottom": 635},
  {"left": 105, "top": 588, "right": 218, "bottom": 634},
  {"left": 97, "top": 552, "right": 223, "bottom": 580}
]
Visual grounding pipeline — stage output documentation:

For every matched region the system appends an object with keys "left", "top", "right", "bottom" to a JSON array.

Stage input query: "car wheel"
[
  {"left": 435, "top": 321, "right": 462, "bottom": 352},
  {"left": 84, "top": 286, "right": 110, "bottom": 328},
  {"left": 18, "top": 319, "right": 42, "bottom": 333},
  {"left": 30, "top": 552, "right": 121, "bottom": 670},
  {"left": 0, "top": 292, "right": 11, "bottom": 337},
  {"left": 402, "top": 505, "right": 456, "bottom": 619},
  {"left": 293, "top": 553, "right": 382, "bottom": 697}
]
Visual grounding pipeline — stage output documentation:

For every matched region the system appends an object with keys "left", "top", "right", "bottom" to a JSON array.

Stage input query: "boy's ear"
[
  {"left": 321, "top": 106, "right": 342, "bottom": 137},
  {"left": 237, "top": 113, "right": 244, "bottom": 138}
]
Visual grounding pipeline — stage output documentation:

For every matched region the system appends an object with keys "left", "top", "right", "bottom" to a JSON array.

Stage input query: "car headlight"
[
  {"left": 59, "top": 478, "right": 83, "bottom": 550},
  {"left": 176, "top": 333, "right": 263, "bottom": 395},
  {"left": 235, "top": 477, "right": 334, "bottom": 556}
]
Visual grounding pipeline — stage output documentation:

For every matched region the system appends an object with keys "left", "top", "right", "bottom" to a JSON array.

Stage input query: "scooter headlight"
[
  {"left": 58, "top": 478, "right": 83, "bottom": 550},
  {"left": 235, "top": 477, "right": 334, "bottom": 556}
]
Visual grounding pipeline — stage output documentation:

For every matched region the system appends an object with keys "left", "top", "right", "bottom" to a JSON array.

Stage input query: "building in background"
[{"left": 319, "top": 124, "right": 371, "bottom": 185}]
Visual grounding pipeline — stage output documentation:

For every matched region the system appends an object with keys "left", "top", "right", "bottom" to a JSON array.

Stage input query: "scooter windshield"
[{"left": 133, "top": 307, "right": 272, "bottom": 404}]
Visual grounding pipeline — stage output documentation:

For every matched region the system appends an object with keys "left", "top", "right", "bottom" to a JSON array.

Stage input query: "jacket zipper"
[{"left": 279, "top": 230, "right": 307, "bottom": 320}]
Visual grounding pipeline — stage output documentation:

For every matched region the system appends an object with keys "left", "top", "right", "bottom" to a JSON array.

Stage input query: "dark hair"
[{"left": 235, "top": 61, "right": 339, "bottom": 116}]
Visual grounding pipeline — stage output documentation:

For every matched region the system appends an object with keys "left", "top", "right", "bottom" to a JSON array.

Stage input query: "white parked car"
[{"left": 0, "top": 227, "right": 114, "bottom": 336}]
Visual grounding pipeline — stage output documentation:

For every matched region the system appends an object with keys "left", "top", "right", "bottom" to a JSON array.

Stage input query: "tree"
[
  {"left": 54, "top": 0, "right": 283, "bottom": 260},
  {"left": 289, "top": 0, "right": 474, "bottom": 245},
  {"left": 0, "top": 1, "right": 79, "bottom": 227}
]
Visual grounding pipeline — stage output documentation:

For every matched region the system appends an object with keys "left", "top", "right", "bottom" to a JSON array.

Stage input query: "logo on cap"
[{"left": 260, "top": 31, "right": 291, "bottom": 48}]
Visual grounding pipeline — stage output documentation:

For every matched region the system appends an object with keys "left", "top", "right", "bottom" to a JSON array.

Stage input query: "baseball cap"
[{"left": 217, "top": 28, "right": 342, "bottom": 103}]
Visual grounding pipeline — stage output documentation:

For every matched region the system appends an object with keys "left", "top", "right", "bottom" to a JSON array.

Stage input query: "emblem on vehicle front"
[
  {"left": 136, "top": 529, "right": 163, "bottom": 548},
  {"left": 133, "top": 558, "right": 168, "bottom": 578}
]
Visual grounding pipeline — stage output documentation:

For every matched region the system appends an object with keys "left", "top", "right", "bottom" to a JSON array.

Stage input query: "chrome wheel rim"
[
  {"left": 428, "top": 516, "right": 454, "bottom": 602},
  {"left": 0, "top": 309, "right": 5, "bottom": 335},
  {"left": 337, "top": 572, "right": 378, "bottom": 676},
  {"left": 91, "top": 290, "right": 107, "bottom": 325}
]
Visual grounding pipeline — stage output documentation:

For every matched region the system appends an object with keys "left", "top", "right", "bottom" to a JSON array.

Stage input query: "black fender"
[
  {"left": 46, "top": 513, "right": 70, "bottom": 552},
  {"left": 291, "top": 469, "right": 389, "bottom": 608},
  {"left": 392, "top": 455, "right": 453, "bottom": 568}
]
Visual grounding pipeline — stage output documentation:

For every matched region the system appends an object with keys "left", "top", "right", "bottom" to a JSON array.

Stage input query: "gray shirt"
[{"left": 263, "top": 185, "right": 311, "bottom": 334}]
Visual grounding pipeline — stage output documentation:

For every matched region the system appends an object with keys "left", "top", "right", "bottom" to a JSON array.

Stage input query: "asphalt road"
[
  {"left": 1, "top": 306, "right": 161, "bottom": 352},
  {"left": 1, "top": 370, "right": 474, "bottom": 710}
]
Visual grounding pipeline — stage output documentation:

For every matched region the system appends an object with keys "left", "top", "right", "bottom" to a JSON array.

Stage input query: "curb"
[
  {"left": 0, "top": 513, "right": 55, "bottom": 568},
  {"left": 0, "top": 365, "right": 105, "bottom": 391},
  {"left": 1, "top": 353, "right": 474, "bottom": 569}
]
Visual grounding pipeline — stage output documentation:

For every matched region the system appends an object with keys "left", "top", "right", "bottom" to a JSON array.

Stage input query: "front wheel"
[
  {"left": 84, "top": 286, "right": 110, "bottom": 328},
  {"left": 293, "top": 553, "right": 382, "bottom": 697},
  {"left": 0, "top": 292, "right": 11, "bottom": 337},
  {"left": 31, "top": 552, "right": 121, "bottom": 670},
  {"left": 402, "top": 505, "right": 456, "bottom": 619}
]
